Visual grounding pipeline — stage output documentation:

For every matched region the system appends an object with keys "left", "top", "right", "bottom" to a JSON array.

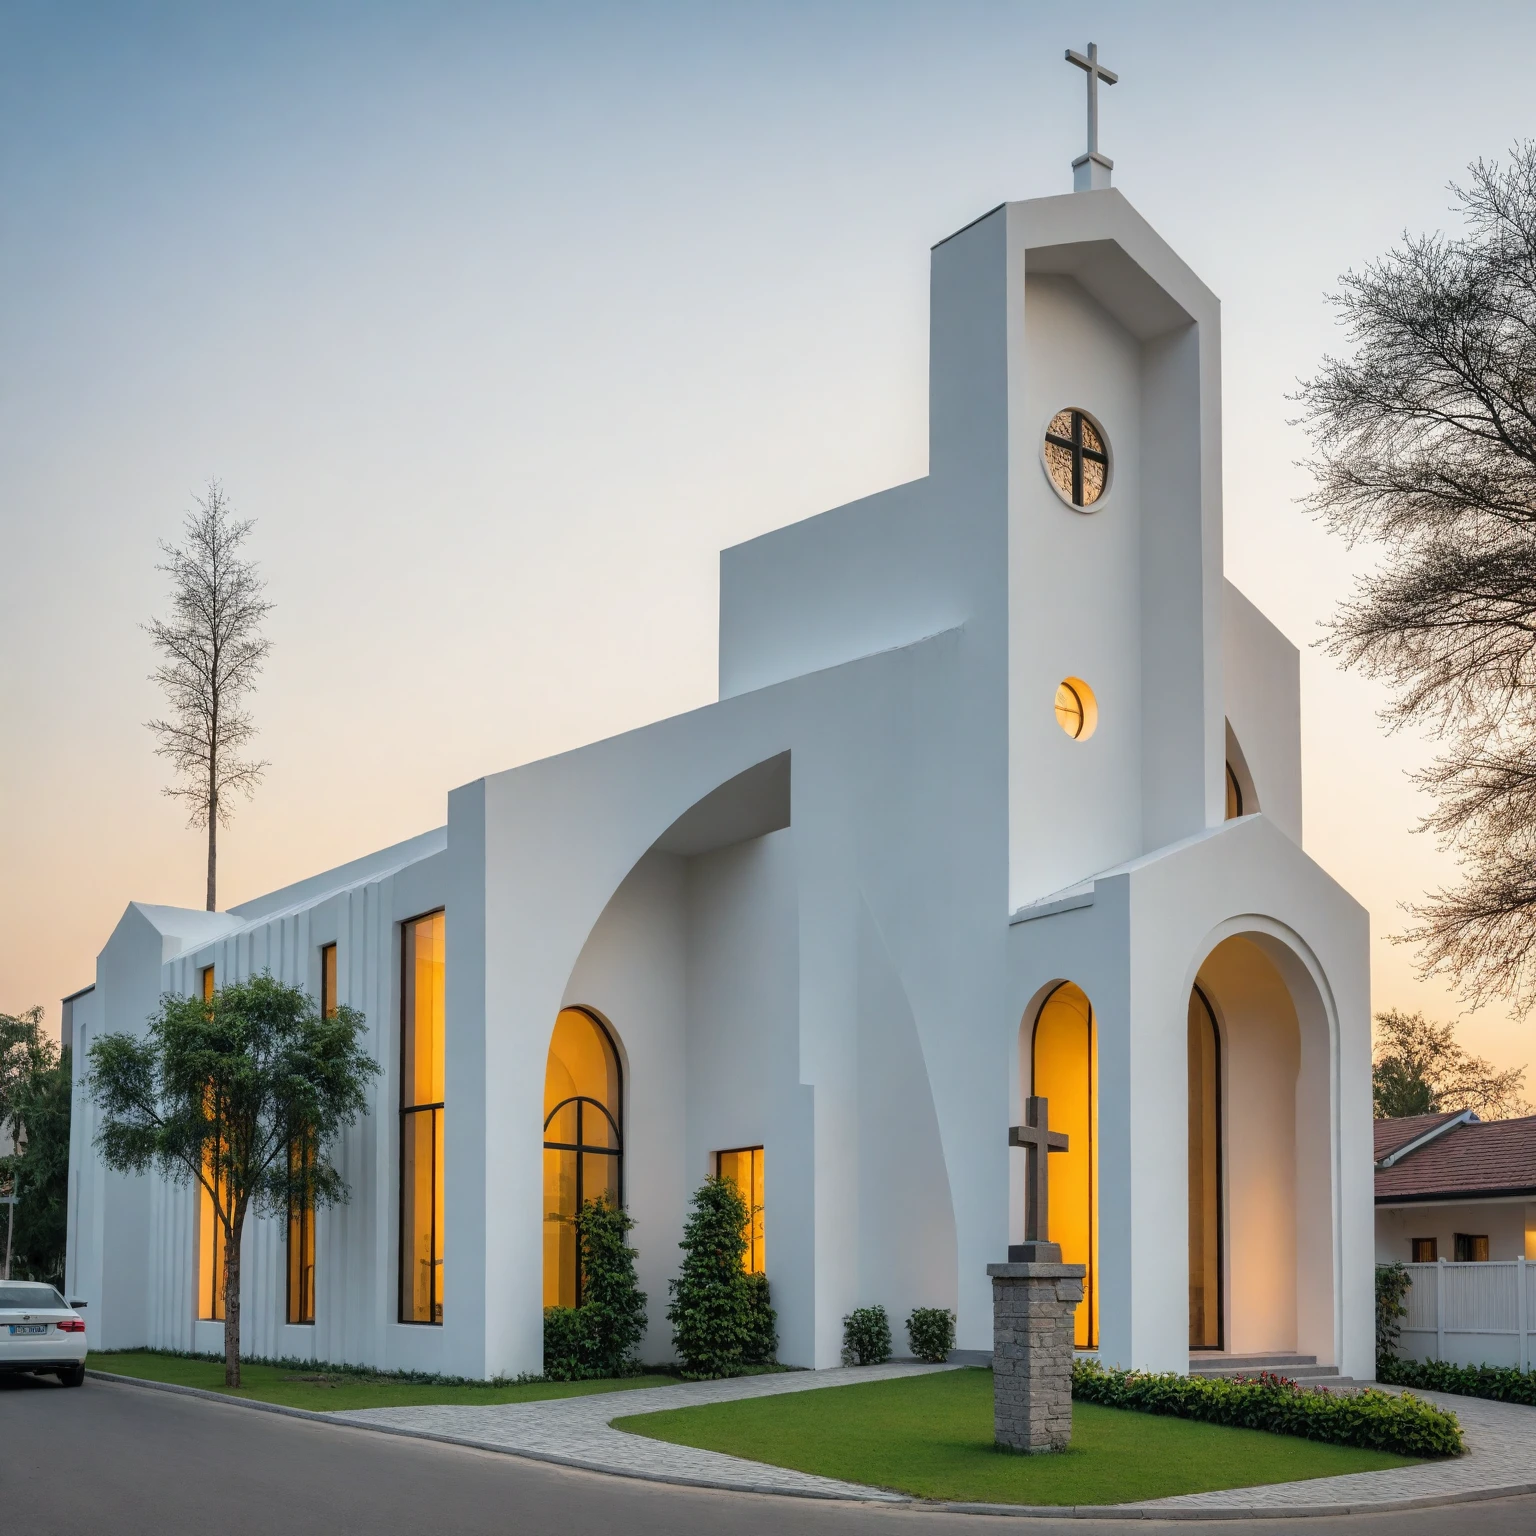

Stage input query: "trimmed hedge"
[
  {"left": 1378, "top": 1355, "right": 1536, "bottom": 1406},
  {"left": 1071, "top": 1359, "right": 1463, "bottom": 1459}
]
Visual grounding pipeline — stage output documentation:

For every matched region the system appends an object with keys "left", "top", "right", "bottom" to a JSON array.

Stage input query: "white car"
[{"left": 0, "top": 1282, "right": 87, "bottom": 1387}]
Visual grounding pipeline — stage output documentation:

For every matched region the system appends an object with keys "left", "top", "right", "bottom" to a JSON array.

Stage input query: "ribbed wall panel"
[{"left": 123, "top": 854, "right": 441, "bottom": 1369}]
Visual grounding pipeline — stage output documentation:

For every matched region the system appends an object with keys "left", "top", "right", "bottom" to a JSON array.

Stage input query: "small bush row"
[
  {"left": 1070, "top": 1359, "right": 1464, "bottom": 1459},
  {"left": 841, "top": 1304, "right": 956, "bottom": 1365},
  {"left": 1377, "top": 1354, "right": 1536, "bottom": 1406}
]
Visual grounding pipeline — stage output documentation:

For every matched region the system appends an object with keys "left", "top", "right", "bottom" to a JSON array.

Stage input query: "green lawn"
[
  {"left": 614, "top": 1368, "right": 1418, "bottom": 1506},
  {"left": 88, "top": 1351, "right": 672, "bottom": 1413}
]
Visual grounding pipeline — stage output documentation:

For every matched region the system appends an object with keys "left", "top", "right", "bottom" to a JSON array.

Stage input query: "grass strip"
[
  {"left": 89, "top": 1350, "right": 671, "bottom": 1412},
  {"left": 614, "top": 1367, "right": 1418, "bottom": 1505}
]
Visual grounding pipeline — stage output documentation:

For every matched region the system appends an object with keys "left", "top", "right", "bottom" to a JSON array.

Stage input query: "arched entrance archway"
[
  {"left": 1029, "top": 982, "right": 1098, "bottom": 1348},
  {"left": 542, "top": 1007, "right": 623, "bottom": 1308},
  {"left": 1190, "top": 929, "right": 1334, "bottom": 1361}
]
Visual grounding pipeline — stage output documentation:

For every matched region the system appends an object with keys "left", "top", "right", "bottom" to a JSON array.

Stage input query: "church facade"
[{"left": 65, "top": 185, "right": 1376, "bottom": 1382}]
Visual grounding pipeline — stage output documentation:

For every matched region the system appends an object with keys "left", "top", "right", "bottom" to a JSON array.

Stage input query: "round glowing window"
[
  {"left": 1043, "top": 409, "right": 1110, "bottom": 509},
  {"left": 1054, "top": 677, "right": 1098, "bottom": 740}
]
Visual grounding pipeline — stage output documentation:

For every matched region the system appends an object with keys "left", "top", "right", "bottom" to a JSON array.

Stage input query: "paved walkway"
[
  {"left": 332, "top": 1367, "right": 1536, "bottom": 1516},
  {"left": 333, "top": 1361, "right": 950, "bottom": 1500}
]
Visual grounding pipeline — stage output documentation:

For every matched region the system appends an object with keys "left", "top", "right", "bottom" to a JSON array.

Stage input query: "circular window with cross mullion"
[{"left": 1043, "top": 408, "right": 1110, "bottom": 510}]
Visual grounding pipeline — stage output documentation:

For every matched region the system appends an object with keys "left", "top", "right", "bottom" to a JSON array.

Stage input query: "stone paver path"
[
  {"left": 333, "top": 1361, "right": 954, "bottom": 1500},
  {"left": 333, "top": 1368, "right": 1536, "bottom": 1515}
]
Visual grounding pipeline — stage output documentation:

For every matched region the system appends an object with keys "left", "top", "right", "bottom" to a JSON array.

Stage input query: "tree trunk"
[
  {"left": 205, "top": 805, "right": 217, "bottom": 911},
  {"left": 222, "top": 1212, "right": 241, "bottom": 1388}
]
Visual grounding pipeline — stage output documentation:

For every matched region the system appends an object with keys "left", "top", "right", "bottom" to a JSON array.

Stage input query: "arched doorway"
[
  {"left": 542, "top": 1007, "right": 623, "bottom": 1308},
  {"left": 1188, "top": 985, "right": 1223, "bottom": 1350},
  {"left": 1030, "top": 982, "right": 1098, "bottom": 1348}
]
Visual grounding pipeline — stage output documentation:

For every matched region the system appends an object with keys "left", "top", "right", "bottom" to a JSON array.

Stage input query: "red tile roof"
[
  {"left": 1375, "top": 1113, "right": 1536, "bottom": 1203},
  {"left": 1374, "top": 1112, "right": 1461, "bottom": 1164}
]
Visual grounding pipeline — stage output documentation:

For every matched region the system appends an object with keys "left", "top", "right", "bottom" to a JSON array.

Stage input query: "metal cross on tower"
[
  {"left": 1065, "top": 41, "right": 1118, "bottom": 193},
  {"left": 1008, "top": 1096, "right": 1069, "bottom": 1262}
]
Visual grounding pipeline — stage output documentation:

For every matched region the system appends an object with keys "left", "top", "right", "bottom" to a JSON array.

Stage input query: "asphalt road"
[{"left": 5, "top": 1372, "right": 1536, "bottom": 1536}]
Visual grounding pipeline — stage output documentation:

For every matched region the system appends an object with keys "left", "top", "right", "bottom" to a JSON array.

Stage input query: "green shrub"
[
  {"left": 1376, "top": 1262, "right": 1411, "bottom": 1366},
  {"left": 542, "top": 1305, "right": 594, "bottom": 1381},
  {"left": 1377, "top": 1355, "right": 1536, "bottom": 1406},
  {"left": 668, "top": 1176, "right": 775, "bottom": 1378},
  {"left": 542, "top": 1195, "right": 648, "bottom": 1381},
  {"left": 1071, "top": 1359, "right": 1463, "bottom": 1459},
  {"left": 906, "top": 1307, "right": 955, "bottom": 1364},
  {"left": 842, "top": 1305, "right": 892, "bottom": 1366},
  {"left": 743, "top": 1271, "right": 779, "bottom": 1366}
]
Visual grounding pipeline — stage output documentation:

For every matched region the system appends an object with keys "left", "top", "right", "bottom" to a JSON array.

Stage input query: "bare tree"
[
  {"left": 146, "top": 482, "right": 272, "bottom": 910},
  {"left": 1296, "top": 143, "right": 1536, "bottom": 1011}
]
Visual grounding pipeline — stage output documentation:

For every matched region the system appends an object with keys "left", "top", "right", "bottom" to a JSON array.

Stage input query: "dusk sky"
[{"left": 4, "top": 1, "right": 1535, "bottom": 1076}]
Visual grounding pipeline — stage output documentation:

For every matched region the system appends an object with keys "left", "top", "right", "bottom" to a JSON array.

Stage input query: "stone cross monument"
[{"left": 989, "top": 1095, "right": 1086, "bottom": 1452}]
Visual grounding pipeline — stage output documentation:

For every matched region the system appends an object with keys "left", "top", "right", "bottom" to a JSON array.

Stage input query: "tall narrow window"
[
  {"left": 1188, "top": 986, "right": 1224, "bottom": 1350},
  {"left": 1031, "top": 983, "right": 1097, "bottom": 1348},
  {"left": 196, "top": 965, "right": 226, "bottom": 1321},
  {"left": 287, "top": 945, "right": 335, "bottom": 1326},
  {"left": 400, "top": 912, "right": 445, "bottom": 1324},
  {"left": 543, "top": 1008, "right": 622, "bottom": 1308},
  {"left": 1225, "top": 764, "right": 1244, "bottom": 820},
  {"left": 287, "top": 1132, "right": 316, "bottom": 1324},
  {"left": 198, "top": 1119, "right": 228, "bottom": 1321},
  {"left": 715, "top": 1147, "right": 765, "bottom": 1273}
]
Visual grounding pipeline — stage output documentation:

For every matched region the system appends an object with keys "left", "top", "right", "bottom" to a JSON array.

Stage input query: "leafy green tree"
[
  {"left": 666, "top": 1175, "right": 777, "bottom": 1378},
  {"left": 88, "top": 974, "right": 379, "bottom": 1385},
  {"left": 1372, "top": 1008, "right": 1528, "bottom": 1119},
  {"left": 2, "top": 1042, "right": 72, "bottom": 1286},
  {"left": 3, "top": 1007, "right": 72, "bottom": 1284}
]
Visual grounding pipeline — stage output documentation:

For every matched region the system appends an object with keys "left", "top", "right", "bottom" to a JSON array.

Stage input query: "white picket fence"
[{"left": 1397, "top": 1260, "right": 1536, "bottom": 1370}]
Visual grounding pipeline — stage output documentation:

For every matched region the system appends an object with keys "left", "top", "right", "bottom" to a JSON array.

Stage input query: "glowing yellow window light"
[
  {"left": 1053, "top": 677, "right": 1098, "bottom": 740},
  {"left": 715, "top": 1146, "right": 765, "bottom": 1273},
  {"left": 543, "top": 1008, "right": 623, "bottom": 1308},
  {"left": 1032, "top": 982, "right": 1098, "bottom": 1348}
]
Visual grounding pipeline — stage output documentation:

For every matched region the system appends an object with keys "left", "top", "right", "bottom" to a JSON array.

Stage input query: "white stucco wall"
[
  {"left": 1223, "top": 581, "right": 1302, "bottom": 843},
  {"left": 66, "top": 185, "right": 1374, "bottom": 1389}
]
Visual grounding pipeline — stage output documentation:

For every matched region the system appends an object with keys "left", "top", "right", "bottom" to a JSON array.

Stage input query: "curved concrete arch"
[{"left": 1180, "top": 913, "right": 1343, "bottom": 1367}]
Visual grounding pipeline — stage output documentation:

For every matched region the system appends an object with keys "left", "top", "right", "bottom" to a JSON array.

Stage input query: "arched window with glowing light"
[
  {"left": 1031, "top": 982, "right": 1098, "bottom": 1348},
  {"left": 543, "top": 1008, "right": 623, "bottom": 1308}
]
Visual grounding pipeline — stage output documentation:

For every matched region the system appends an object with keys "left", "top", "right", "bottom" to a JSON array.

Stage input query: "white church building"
[{"left": 65, "top": 162, "right": 1377, "bottom": 1382}]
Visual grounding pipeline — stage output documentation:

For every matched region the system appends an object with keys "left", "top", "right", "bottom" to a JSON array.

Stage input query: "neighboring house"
[
  {"left": 1375, "top": 1112, "right": 1536, "bottom": 1263},
  {"left": 65, "top": 162, "right": 1378, "bottom": 1382}
]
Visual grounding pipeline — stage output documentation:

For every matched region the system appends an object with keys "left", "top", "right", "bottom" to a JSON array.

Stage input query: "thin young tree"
[
  {"left": 146, "top": 481, "right": 272, "bottom": 911},
  {"left": 88, "top": 975, "right": 379, "bottom": 1386},
  {"left": 1296, "top": 143, "right": 1536, "bottom": 1011}
]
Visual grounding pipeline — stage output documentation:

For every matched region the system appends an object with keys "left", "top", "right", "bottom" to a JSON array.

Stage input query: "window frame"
[
  {"left": 541, "top": 1006, "right": 624, "bottom": 1309},
  {"left": 1453, "top": 1232, "right": 1490, "bottom": 1263},
  {"left": 1412, "top": 1237, "right": 1438, "bottom": 1263},
  {"left": 713, "top": 1145, "right": 765, "bottom": 1274},
  {"left": 398, "top": 909, "right": 446, "bottom": 1326}
]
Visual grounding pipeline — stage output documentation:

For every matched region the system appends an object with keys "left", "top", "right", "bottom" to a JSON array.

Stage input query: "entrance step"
[{"left": 1189, "top": 1352, "right": 1347, "bottom": 1384}]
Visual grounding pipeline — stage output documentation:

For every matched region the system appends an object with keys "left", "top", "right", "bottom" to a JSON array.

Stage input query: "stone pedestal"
[{"left": 987, "top": 1260, "right": 1086, "bottom": 1453}]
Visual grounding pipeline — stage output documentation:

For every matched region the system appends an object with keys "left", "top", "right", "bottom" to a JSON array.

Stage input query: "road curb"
[{"left": 83, "top": 1369, "right": 1533, "bottom": 1520}]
